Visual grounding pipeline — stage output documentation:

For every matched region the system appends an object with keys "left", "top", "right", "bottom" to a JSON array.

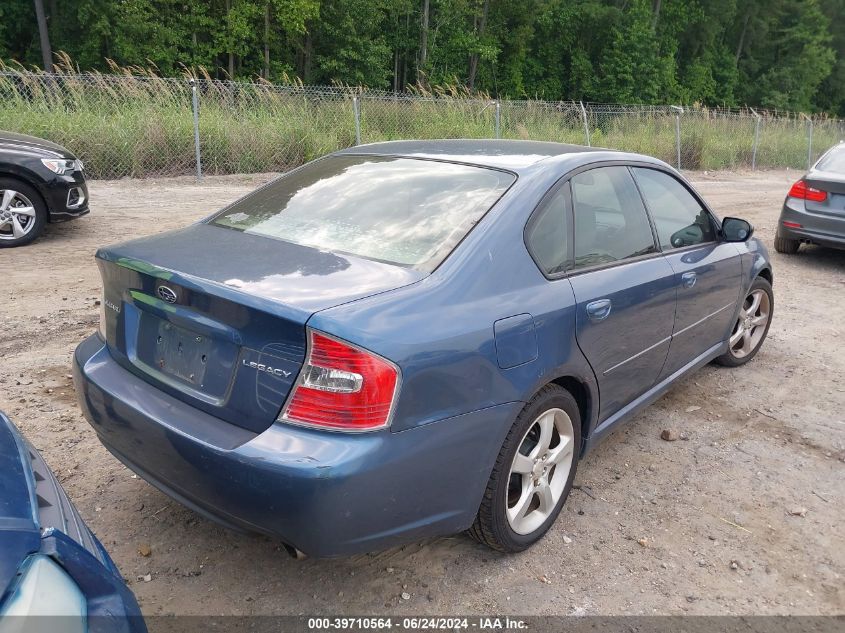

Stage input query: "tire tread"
[{"left": 773, "top": 236, "right": 799, "bottom": 254}]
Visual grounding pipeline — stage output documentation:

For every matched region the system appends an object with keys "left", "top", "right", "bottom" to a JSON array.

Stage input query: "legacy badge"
[{"left": 242, "top": 359, "right": 292, "bottom": 378}]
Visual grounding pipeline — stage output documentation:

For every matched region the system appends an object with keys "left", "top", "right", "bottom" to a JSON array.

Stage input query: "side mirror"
[{"left": 722, "top": 217, "right": 753, "bottom": 242}]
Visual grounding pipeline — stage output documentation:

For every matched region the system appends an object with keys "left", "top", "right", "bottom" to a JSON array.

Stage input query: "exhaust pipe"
[{"left": 282, "top": 543, "right": 308, "bottom": 560}]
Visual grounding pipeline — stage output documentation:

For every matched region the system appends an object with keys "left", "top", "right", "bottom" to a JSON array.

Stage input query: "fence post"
[
  {"left": 670, "top": 105, "right": 683, "bottom": 170},
  {"left": 579, "top": 101, "right": 590, "bottom": 147},
  {"left": 352, "top": 96, "right": 362, "bottom": 146},
  {"left": 750, "top": 107, "right": 761, "bottom": 170},
  {"left": 190, "top": 79, "right": 202, "bottom": 180},
  {"left": 494, "top": 101, "right": 501, "bottom": 139},
  {"left": 802, "top": 113, "right": 813, "bottom": 170}
]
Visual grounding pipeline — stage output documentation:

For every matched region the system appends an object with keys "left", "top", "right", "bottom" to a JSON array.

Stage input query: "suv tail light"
[
  {"left": 787, "top": 179, "right": 827, "bottom": 202},
  {"left": 279, "top": 330, "right": 400, "bottom": 431}
]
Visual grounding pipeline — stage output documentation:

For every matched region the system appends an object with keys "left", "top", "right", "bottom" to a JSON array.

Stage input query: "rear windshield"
[
  {"left": 210, "top": 155, "right": 515, "bottom": 270},
  {"left": 816, "top": 146, "right": 845, "bottom": 173}
]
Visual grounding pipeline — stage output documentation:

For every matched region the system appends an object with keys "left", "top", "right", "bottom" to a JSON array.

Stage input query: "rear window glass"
[
  {"left": 816, "top": 146, "right": 845, "bottom": 173},
  {"left": 210, "top": 155, "right": 515, "bottom": 270}
]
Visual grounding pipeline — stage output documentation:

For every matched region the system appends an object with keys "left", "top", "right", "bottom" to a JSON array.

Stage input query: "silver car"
[{"left": 776, "top": 141, "right": 845, "bottom": 254}]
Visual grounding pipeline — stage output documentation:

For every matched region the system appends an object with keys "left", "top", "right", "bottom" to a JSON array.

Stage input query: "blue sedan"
[
  {"left": 73, "top": 140, "right": 773, "bottom": 556},
  {"left": 0, "top": 412, "right": 146, "bottom": 631}
]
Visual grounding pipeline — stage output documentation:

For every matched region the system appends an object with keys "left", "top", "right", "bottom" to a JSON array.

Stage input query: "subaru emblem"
[{"left": 157, "top": 285, "right": 178, "bottom": 303}]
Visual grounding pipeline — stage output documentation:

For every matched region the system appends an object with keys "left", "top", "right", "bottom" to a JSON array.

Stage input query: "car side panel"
[
  {"left": 659, "top": 243, "right": 742, "bottom": 379},
  {"left": 310, "top": 255, "right": 593, "bottom": 434},
  {"left": 745, "top": 238, "right": 772, "bottom": 284},
  {"left": 568, "top": 258, "right": 677, "bottom": 422},
  {"left": 309, "top": 179, "right": 600, "bottom": 436},
  {"left": 738, "top": 237, "right": 773, "bottom": 290}
]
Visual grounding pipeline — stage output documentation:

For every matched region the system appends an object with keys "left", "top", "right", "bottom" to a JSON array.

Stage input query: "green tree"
[
  {"left": 1, "top": 0, "right": 842, "bottom": 113},
  {"left": 598, "top": 0, "right": 672, "bottom": 102},
  {"left": 308, "top": 0, "right": 392, "bottom": 86}
]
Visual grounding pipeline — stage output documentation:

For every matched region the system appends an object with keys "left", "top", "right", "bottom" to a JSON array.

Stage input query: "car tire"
[
  {"left": 773, "top": 235, "right": 799, "bottom": 254},
  {"left": 715, "top": 276, "right": 773, "bottom": 367},
  {"left": 468, "top": 384, "right": 581, "bottom": 553},
  {"left": 0, "top": 178, "right": 48, "bottom": 248}
]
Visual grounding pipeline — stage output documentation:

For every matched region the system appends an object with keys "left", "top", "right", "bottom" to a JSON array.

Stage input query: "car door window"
[
  {"left": 632, "top": 167, "right": 716, "bottom": 249},
  {"left": 570, "top": 166, "right": 657, "bottom": 269},
  {"left": 525, "top": 186, "right": 571, "bottom": 275}
]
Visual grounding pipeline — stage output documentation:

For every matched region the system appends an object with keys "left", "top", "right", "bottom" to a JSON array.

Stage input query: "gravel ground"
[{"left": 0, "top": 169, "right": 843, "bottom": 617}]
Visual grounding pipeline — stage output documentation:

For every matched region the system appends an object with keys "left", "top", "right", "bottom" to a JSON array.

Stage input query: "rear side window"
[
  {"left": 816, "top": 146, "right": 845, "bottom": 173},
  {"left": 525, "top": 187, "right": 571, "bottom": 275},
  {"left": 632, "top": 167, "right": 715, "bottom": 249},
  {"left": 211, "top": 155, "right": 515, "bottom": 270},
  {"left": 570, "top": 166, "right": 657, "bottom": 269}
]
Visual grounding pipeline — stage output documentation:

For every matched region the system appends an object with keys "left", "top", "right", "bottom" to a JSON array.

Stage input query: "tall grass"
[{"left": 0, "top": 63, "right": 842, "bottom": 179}]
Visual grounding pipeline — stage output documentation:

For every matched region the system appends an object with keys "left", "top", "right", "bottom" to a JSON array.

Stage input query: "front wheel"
[
  {"left": 715, "top": 276, "right": 773, "bottom": 367},
  {"left": 468, "top": 384, "right": 580, "bottom": 552},
  {"left": 0, "top": 178, "right": 47, "bottom": 248}
]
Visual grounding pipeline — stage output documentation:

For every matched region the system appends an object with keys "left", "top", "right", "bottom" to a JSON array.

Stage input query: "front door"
[
  {"left": 631, "top": 167, "right": 742, "bottom": 378},
  {"left": 566, "top": 166, "right": 677, "bottom": 423}
]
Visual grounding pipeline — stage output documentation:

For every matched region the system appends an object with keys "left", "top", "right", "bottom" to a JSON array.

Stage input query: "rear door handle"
[
  {"left": 586, "top": 299, "right": 612, "bottom": 322},
  {"left": 681, "top": 271, "right": 697, "bottom": 288}
]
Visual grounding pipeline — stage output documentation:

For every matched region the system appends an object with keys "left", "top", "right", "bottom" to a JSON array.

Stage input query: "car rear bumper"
[
  {"left": 778, "top": 198, "right": 845, "bottom": 250},
  {"left": 73, "top": 334, "right": 519, "bottom": 557}
]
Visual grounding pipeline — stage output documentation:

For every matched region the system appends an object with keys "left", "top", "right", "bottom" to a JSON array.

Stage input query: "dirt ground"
[{"left": 1, "top": 169, "right": 843, "bottom": 617}]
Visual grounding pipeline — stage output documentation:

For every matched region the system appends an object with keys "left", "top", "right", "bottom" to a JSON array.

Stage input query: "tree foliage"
[{"left": 2, "top": 0, "right": 842, "bottom": 113}]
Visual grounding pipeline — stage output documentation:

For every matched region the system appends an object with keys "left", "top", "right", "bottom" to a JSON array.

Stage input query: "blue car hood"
[{"left": 0, "top": 413, "right": 41, "bottom": 604}]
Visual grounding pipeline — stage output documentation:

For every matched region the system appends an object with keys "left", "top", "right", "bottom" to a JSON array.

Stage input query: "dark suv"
[{"left": 0, "top": 130, "right": 89, "bottom": 247}]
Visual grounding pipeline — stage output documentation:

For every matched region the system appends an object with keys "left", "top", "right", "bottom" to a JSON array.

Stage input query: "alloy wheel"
[
  {"left": 728, "top": 289, "right": 770, "bottom": 359},
  {"left": 506, "top": 407, "right": 575, "bottom": 535},
  {"left": 0, "top": 189, "right": 37, "bottom": 241}
]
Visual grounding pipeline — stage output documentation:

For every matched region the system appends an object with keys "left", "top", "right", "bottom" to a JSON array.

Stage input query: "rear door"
[
  {"left": 566, "top": 166, "right": 677, "bottom": 423},
  {"left": 631, "top": 167, "right": 741, "bottom": 378}
]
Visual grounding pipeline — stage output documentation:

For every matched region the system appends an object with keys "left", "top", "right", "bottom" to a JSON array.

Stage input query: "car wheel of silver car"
[
  {"left": 715, "top": 276, "right": 773, "bottom": 367},
  {"left": 469, "top": 384, "right": 581, "bottom": 552},
  {"left": 0, "top": 178, "right": 48, "bottom": 248}
]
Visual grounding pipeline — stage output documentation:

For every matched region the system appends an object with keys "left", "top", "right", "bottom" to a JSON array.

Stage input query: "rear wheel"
[
  {"left": 0, "top": 178, "right": 47, "bottom": 248},
  {"left": 715, "top": 276, "right": 773, "bottom": 367},
  {"left": 774, "top": 235, "right": 799, "bottom": 254},
  {"left": 468, "top": 384, "right": 580, "bottom": 552}
]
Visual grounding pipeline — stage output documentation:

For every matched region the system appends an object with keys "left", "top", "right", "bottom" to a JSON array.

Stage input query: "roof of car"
[{"left": 335, "top": 139, "right": 619, "bottom": 172}]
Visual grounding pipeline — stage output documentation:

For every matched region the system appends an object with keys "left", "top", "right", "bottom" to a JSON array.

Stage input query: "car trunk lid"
[
  {"left": 804, "top": 170, "right": 845, "bottom": 215},
  {"left": 97, "top": 223, "right": 424, "bottom": 433}
]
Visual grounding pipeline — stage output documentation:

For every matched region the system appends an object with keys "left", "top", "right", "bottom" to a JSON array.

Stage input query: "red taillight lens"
[
  {"left": 280, "top": 331, "right": 399, "bottom": 431},
  {"left": 787, "top": 179, "right": 827, "bottom": 202}
]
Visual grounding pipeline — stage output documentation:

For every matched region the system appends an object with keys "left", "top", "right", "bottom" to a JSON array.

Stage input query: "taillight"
[
  {"left": 279, "top": 330, "right": 399, "bottom": 431},
  {"left": 787, "top": 179, "right": 827, "bottom": 202}
]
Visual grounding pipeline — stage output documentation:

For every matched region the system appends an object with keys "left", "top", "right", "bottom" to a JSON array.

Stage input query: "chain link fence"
[{"left": 1, "top": 70, "right": 843, "bottom": 179}]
